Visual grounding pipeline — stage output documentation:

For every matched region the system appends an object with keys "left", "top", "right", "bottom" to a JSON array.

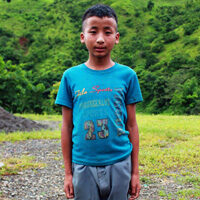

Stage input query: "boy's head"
[
  {"left": 81, "top": 4, "right": 119, "bottom": 59},
  {"left": 82, "top": 4, "right": 118, "bottom": 32}
]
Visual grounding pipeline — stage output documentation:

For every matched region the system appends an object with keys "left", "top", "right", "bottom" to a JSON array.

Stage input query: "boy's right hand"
[{"left": 64, "top": 174, "right": 74, "bottom": 199}]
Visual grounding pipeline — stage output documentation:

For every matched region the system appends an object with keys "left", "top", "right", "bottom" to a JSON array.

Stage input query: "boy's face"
[{"left": 80, "top": 16, "right": 119, "bottom": 59}]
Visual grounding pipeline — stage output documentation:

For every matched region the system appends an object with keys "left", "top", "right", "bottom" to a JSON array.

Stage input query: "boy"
[{"left": 55, "top": 4, "right": 143, "bottom": 200}]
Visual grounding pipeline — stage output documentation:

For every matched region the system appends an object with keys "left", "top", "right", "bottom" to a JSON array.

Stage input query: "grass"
[
  {"left": 14, "top": 113, "right": 62, "bottom": 121},
  {"left": 0, "top": 129, "right": 60, "bottom": 143},
  {"left": 0, "top": 155, "right": 46, "bottom": 176},
  {"left": 0, "top": 113, "right": 200, "bottom": 199},
  {"left": 138, "top": 114, "right": 200, "bottom": 178}
]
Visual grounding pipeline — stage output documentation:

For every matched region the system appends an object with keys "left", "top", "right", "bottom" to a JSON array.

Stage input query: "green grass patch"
[
  {"left": 137, "top": 114, "right": 200, "bottom": 199},
  {"left": 159, "top": 189, "right": 167, "bottom": 197},
  {"left": 140, "top": 136, "right": 200, "bottom": 176},
  {"left": 177, "top": 176, "right": 200, "bottom": 186},
  {"left": 14, "top": 113, "right": 62, "bottom": 121},
  {"left": 0, "top": 130, "right": 60, "bottom": 143},
  {"left": 176, "top": 188, "right": 200, "bottom": 199},
  {"left": 0, "top": 155, "right": 46, "bottom": 176},
  {"left": 140, "top": 176, "right": 153, "bottom": 184}
]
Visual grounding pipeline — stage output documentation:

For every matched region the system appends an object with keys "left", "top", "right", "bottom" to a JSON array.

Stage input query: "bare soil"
[{"left": 0, "top": 107, "right": 48, "bottom": 133}]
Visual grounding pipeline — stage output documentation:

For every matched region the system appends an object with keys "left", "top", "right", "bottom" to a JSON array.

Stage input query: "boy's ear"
[
  {"left": 80, "top": 32, "right": 85, "bottom": 44},
  {"left": 115, "top": 32, "right": 120, "bottom": 44}
]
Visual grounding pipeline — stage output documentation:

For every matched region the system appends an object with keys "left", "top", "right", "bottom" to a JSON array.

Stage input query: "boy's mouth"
[{"left": 95, "top": 47, "right": 106, "bottom": 52}]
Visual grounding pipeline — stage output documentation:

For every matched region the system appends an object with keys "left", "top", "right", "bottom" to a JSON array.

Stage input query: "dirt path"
[{"left": 0, "top": 138, "right": 198, "bottom": 200}]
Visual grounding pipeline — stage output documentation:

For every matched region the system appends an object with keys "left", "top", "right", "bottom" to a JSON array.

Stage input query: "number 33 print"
[{"left": 84, "top": 119, "right": 109, "bottom": 140}]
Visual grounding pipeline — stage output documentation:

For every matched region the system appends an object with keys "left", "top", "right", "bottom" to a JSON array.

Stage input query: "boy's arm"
[
  {"left": 61, "top": 106, "right": 74, "bottom": 199},
  {"left": 126, "top": 103, "right": 141, "bottom": 200}
]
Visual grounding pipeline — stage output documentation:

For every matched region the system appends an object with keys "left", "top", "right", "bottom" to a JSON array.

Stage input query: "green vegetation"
[
  {"left": 14, "top": 113, "right": 62, "bottom": 121},
  {"left": 0, "top": 155, "right": 46, "bottom": 176},
  {"left": 137, "top": 114, "right": 200, "bottom": 176},
  {"left": 0, "top": 129, "right": 60, "bottom": 142},
  {"left": 0, "top": 0, "right": 200, "bottom": 114},
  {"left": 138, "top": 114, "right": 200, "bottom": 199}
]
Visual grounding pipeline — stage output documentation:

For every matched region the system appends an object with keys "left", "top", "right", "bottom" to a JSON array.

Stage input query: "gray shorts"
[{"left": 72, "top": 155, "right": 131, "bottom": 200}]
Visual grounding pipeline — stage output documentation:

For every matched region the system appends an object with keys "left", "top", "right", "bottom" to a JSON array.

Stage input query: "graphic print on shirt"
[
  {"left": 97, "top": 119, "right": 109, "bottom": 139},
  {"left": 84, "top": 120, "right": 96, "bottom": 140},
  {"left": 84, "top": 119, "right": 109, "bottom": 140},
  {"left": 75, "top": 85, "right": 112, "bottom": 99},
  {"left": 90, "top": 85, "right": 113, "bottom": 94},
  {"left": 76, "top": 85, "right": 125, "bottom": 140},
  {"left": 79, "top": 99, "right": 110, "bottom": 109},
  {"left": 114, "top": 88, "right": 125, "bottom": 136}
]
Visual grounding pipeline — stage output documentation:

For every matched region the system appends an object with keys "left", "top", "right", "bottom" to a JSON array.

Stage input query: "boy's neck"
[{"left": 85, "top": 56, "right": 115, "bottom": 70}]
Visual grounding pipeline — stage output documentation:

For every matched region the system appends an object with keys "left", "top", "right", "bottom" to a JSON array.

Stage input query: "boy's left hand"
[{"left": 128, "top": 174, "right": 141, "bottom": 200}]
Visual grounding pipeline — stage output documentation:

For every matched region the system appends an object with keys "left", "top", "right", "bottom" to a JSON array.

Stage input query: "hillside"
[{"left": 0, "top": 0, "right": 200, "bottom": 114}]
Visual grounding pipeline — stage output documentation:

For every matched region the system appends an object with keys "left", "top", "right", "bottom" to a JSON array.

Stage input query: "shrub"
[
  {"left": 163, "top": 31, "right": 179, "bottom": 43},
  {"left": 170, "top": 77, "right": 200, "bottom": 114},
  {"left": 0, "top": 58, "right": 32, "bottom": 113},
  {"left": 151, "top": 42, "right": 164, "bottom": 53},
  {"left": 145, "top": 52, "right": 159, "bottom": 68},
  {"left": 183, "top": 23, "right": 198, "bottom": 35},
  {"left": 134, "top": 9, "right": 140, "bottom": 17},
  {"left": 183, "top": 37, "right": 199, "bottom": 46},
  {"left": 164, "top": 22, "right": 177, "bottom": 32},
  {"left": 49, "top": 82, "right": 61, "bottom": 113},
  {"left": 147, "top": 0, "right": 154, "bottom": 11},
  {"left": 168, "top": 53, "right": 189, "bottom": 72}
]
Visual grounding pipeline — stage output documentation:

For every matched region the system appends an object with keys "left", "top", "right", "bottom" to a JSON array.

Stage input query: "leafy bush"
[
  {"left": 183, "top": 37, "right": 199, "bottom": 46},
  {"left": 49, "top": 81, "right": 61, "bottom": 113},
  {"left": 170, "top": 77, "right": 200, "bottom": 114},
  {"left": 145, "top": 52, "right": 159, "bottom": 68},
  {"left": 0, "top": 57, "right": 32, "bottom": 113},
  {"left": 147, "top": 0, "right": 154, "bottom": 11},
  {"left": 164, "top": 22, "right": 177, "bottom": 32},
  {"left": 183, "top": 23, "right": 198, "bottom": 35},
  {"left": 163, "top": 31, "right": 179, "bottom": 43},
  {"left": 134, "top": 9, "right": 140, "bottom": 17},
  {"left": 151, "top": 41, "right": 164, "bottom": 53},
  {"left": 168, "top": 53, "right": 189, "bottom": 72}
]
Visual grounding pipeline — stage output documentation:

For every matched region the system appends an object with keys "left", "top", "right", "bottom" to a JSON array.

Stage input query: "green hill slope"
[{"left": 0, "top": 0, "right": 199, "bottom": 114}]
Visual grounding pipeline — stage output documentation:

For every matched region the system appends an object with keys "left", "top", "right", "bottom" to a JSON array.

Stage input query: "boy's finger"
[
  {"left": 131, "top": 185, "right": 136, "bottom": 194},
  {"left": 64, "top": 185, "right": 73, "bottom": 199},
  {"left": 69, "top": 183, "right": 74, "bottom": 196},
  {"left": 129, "top": 194, "right": 137, "bottom": 200},
  {"left": 134, "top": 185, "right": 141, "bottom": 199}
]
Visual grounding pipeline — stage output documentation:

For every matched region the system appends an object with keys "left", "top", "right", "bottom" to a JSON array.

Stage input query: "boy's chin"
[{"left": 92, "top": 53, "right": 108, "bottom": 58}]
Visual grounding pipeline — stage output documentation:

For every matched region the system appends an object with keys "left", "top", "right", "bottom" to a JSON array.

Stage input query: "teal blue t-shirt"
[{"left": 55, "top": 63, "right": 143, "bottom": 166}]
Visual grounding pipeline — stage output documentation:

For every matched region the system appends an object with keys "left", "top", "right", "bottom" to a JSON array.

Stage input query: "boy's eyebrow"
[
  {"left": 90, "top": 26, "right": 98, "bottom": 29},
  {"left": 104, "top": 26, "right": 112, "bottom": 29},
  {"left": 89, "top": 26, "right": 114, "bottom": 29}
]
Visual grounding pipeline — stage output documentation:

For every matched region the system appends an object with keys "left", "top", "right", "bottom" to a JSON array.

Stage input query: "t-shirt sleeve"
[
  {"left": 55, "top": 71, "right": 73, "bottom": 108},
  {"left": 125, "top": 71, "right": 143, "bottom": 104}
]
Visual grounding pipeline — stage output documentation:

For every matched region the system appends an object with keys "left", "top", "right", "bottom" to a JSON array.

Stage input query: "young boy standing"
[{"left": 55, "top": 4, "right": 143, "bottom": 200}]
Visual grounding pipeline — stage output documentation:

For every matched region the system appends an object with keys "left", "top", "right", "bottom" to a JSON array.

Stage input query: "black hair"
[{"left": 82, "top": 4, "right": 118, "bottom": 30}]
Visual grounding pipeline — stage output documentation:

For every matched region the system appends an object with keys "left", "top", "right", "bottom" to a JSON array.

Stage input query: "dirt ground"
[{"left": 0, "top": 107, "right": 48, "bottom": 133}]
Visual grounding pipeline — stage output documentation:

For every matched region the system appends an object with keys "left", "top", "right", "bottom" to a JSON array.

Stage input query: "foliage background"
[{"left": 0, "top": 0, "right": 199, "bottom": 114}]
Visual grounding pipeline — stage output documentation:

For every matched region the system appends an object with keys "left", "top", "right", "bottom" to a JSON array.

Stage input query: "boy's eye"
[
  {"left": 105, "top": 32, "right": 112, "bottom": 35},
  {"left": 90, "top": 31, "right": 96, "bottom": 34}
]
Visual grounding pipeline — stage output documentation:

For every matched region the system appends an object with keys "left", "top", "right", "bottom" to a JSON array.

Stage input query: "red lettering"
[{"left": 91, "top": 86, "right": 113, "bottom": 94}]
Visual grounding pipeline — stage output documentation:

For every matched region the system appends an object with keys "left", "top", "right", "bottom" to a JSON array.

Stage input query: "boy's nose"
[{"left": 96, "top": 34, "right": 104, "bottom": 44}]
